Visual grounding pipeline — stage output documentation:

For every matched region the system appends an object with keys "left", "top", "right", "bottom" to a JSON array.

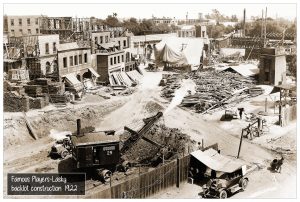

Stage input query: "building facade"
[
  {"left": 24, "top": 34, "right": 60, "bottom": 78},
  {"left": 259, "top": 47, "right": 287, "bottom": 86},
  {"left": 177, "top": 25, "right": 196, "bottom": 38},
  {"left": 95, "top": 43, "right": 125, "bottom": 84},
  {"left": 4, "top": 15, "right": 42, "bottom": 37},
  {"left": 57, "top": 42, "right": 94, "bottom": 82},
  {"left": 91, "top": 31, "right": 111, "bottom": 53}
]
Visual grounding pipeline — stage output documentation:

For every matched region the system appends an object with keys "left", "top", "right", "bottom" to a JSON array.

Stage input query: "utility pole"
[{"left": 237, "top": 130, "right": 243, "bottom": 158}]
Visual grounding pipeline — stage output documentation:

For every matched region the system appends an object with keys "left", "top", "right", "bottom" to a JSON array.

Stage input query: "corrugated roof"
[
  {"left": 191, "top": 148, "right": 245, "bottom": 173},
  {"left": 57, "top": 42, "right": 79, "bottom": 51},
  {"left": 71, "top": 132, "right": 120, "bottom": 146}
]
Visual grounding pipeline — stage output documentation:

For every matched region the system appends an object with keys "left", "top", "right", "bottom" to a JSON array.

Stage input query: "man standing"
[{"left": 238, "top": 108, "right": 245, "bottom": 119}]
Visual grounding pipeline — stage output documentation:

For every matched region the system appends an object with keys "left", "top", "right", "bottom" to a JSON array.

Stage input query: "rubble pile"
[
  {"left": 160, "top": 69, "right": 256, "bottom": 113},
  {"left": 189, "top": 70, "right": 255, "bottom": 113},
  {"left": 160, "top": 74, "right": 183, "bottom": 98},
  {"left": 121, "top": 124, "right": 195, "bottom": 166}
]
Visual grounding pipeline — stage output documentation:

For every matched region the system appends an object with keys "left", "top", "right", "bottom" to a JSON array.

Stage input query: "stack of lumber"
[
  {"left": 49, "top": 94, "right": 70, "bottom": 104},
  {"left": 4, "top": 91, "right": 30, "bottom": 112},
  {"left": 29, "top": 97, "right": 47, "bottom": 109},
  {"left": 29, "top": 78, "right": 65, "bottom": 95},
  {"left": 24, "top": 85, "right": 43, "bottom": 97}
]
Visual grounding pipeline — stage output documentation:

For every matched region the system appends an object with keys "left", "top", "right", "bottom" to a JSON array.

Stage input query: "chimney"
[{"left": 77, "top": 119, "right": 81, "bottom": 136}]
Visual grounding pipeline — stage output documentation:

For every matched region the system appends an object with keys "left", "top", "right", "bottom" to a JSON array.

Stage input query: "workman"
[
  {"left": 238, "top": 108, "right": 245, "bottom": 119},
  {"left": 198, "top": 142, "right": 202, "bottom": 150}
]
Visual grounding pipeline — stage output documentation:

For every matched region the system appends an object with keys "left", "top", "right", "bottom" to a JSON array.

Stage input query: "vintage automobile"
[
  {"left": 200, "top": 167, "right": 249, "bottom": 199},
  {"left": 190, "top": 148, "right": 249, "bottom": 198}
]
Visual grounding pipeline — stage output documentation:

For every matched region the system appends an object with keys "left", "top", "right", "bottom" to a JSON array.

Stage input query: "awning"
[
  {"left": 88, "top": 68, "right": 100, "bottom": 78},
  {"left": 191, "top": 148, "right": 244, "bottom": 173},
  {"left": 64, "top": 73, "right": 83, "bottom": 91}
]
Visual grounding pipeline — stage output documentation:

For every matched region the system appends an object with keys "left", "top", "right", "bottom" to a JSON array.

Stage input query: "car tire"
[
  {"left": 219, "top": 190, "right": 227, "bottom": 199},
  {"left": 240, "top": 178, "right": 248, "bottom": 191},
  {"left": 61, "top": 150, "right": 69, "bottom": 159},
  {"left": 99, "top": 169, "right": 112, "bottom": 182},
  {"left": 121, "top": 161, "right": 130, "bottom": 172}
]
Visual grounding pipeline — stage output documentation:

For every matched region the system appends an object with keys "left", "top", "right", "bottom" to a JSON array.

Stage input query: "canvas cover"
[
  {"left": 154, "top": 36, "right": 208, "bottom": 66},
  {"left": 191, "top": 148, "right": 244, "bottom": 173}
]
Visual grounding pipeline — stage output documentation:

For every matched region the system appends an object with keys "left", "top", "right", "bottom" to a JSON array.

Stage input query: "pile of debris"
[
  {"left": 160, "top": 69, "right": 257, "bottom": 114},
  {"left": 160, "top": 74, "right": 183, "bottom": 98},
  {"left": 121, "top": 123, "right": 195, "bottom": 166}
]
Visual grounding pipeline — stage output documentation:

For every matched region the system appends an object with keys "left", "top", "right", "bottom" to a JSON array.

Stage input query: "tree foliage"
[{"left": 121, "top": 17, "right": 177, "bottom": 35}]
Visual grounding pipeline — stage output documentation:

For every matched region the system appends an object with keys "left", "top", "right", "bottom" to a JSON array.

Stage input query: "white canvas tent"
[{"left": 154, "top": 36, "right": 208, "bottom": 68}]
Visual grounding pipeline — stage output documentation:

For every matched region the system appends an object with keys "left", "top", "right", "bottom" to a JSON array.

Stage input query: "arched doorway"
[
  {"left": 82, "top": 71, "right": 91, "bottom": 79},
  {"left": 46, "top": 61, "right": 51, "bottom": 74}
]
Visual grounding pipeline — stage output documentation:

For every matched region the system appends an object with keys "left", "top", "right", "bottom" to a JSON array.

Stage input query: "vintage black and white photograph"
[{"left": 1, "top": 1, "right": 298, "bottom": 199}]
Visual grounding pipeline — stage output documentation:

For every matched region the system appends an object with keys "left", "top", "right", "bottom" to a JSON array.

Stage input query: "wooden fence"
[{"left": 86, "top": 155, "right": 190, "bottom": 199}]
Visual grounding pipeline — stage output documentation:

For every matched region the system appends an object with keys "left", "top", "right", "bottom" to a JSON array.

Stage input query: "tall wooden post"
[
  {"left": 237, "top": 129, "right": 244, "bottom": 158},
  {"left": 176, "top": 158, "right": 180, "bottom": 188},
  {"left": 279, "top": 89, "right": 282, "bottom": 126}
]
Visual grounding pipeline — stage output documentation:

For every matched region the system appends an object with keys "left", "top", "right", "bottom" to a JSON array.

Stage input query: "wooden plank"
[{"left": 22, "top": 111, "right": 38, "bottom": 140}]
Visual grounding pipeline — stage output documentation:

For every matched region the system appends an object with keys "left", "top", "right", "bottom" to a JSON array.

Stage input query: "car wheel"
[
  {"left": 219, "top": 190, "right": 227, "bottom": 199},
  {"left": 61, "top": 150, "right": 69, "bottom": 159},
  {"left": 99, "top": 169, "right": 112, "bottom": 182},
  {"left": 121, "top": 161, "right": 130, "bottom": 172},
  {"left": 240, "top": 178, "right": 248, "bottom": 191}
]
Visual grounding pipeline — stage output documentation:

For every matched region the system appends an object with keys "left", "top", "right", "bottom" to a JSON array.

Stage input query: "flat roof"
[
  {"left": 71, "top": 132, "right": 120, "bottom": 146},
  {"left": 275, "top": 84, "right": 296, "bottom": 91}
]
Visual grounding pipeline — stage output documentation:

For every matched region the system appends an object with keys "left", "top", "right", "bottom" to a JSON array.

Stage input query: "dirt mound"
[
  {"left": 121, "top": 123, "right": 195, "bottom": 166},
  {"left": 3, "top": 99, "right": 126, "bottom": 150}
]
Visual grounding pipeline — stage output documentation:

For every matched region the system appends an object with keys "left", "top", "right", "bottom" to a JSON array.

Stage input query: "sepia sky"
[{"left": 3, "top": 3, "right": 297, "bottom": 21}]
